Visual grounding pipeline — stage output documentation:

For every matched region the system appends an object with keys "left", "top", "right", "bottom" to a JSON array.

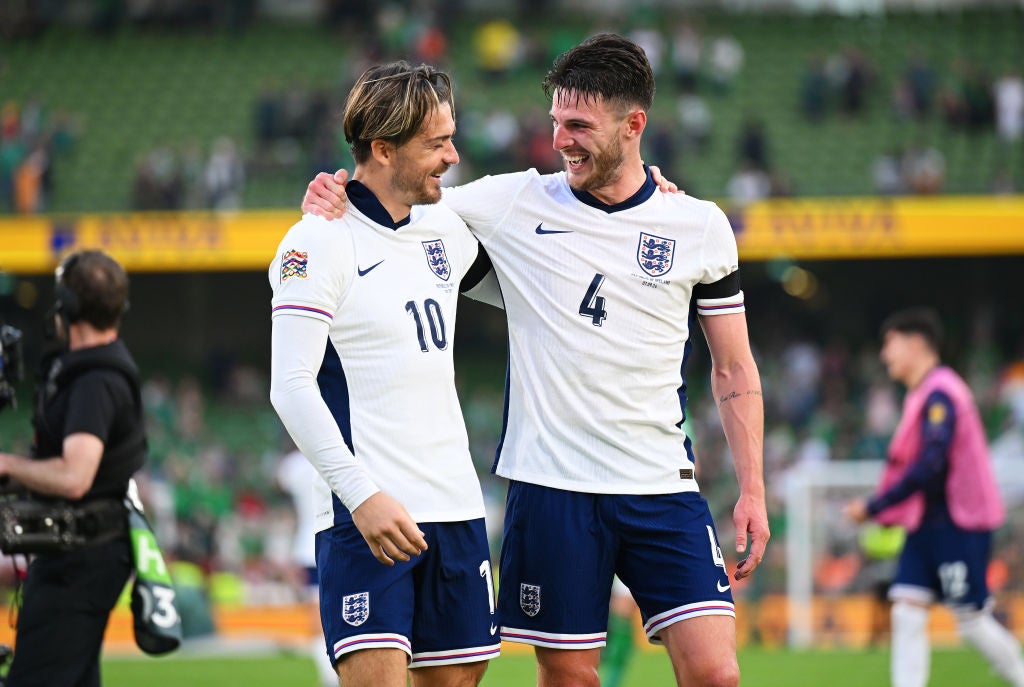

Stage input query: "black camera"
[{"left": 0, "top": 324, "right": 23, "bottom": 412}]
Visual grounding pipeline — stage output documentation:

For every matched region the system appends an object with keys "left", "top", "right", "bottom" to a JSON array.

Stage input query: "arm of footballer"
[
  {"left": 270, "top": 314, "right": 428, "bottom": 564},
  {"left": 0, "top": 433, "right": 103, "bottom": 500},
  {"left": 351, "top": 492, "right": 428, "bottom": 566},
  {"left": 863, "top": 399, "right": 954, "bottom": 518},
  {"left": 301, "top": 168, "right": 349, "bottom": 219},
  {"left": 270, "top": 315, "right": 427, "bottom": 564},
  {"left": 700, "top": 312, "right": 769, "bottom": 580},
  {"left": 299, "top": 165, "right": 682, "bottom": 220}
]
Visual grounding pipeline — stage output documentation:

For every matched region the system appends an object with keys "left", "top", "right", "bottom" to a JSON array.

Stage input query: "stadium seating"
[{"left": 1, "top": 9, "right": 1021, "bottom": 212}]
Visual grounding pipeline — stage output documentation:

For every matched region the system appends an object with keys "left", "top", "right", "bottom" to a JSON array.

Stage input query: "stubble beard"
[
  {"left": 567, "top": 135, "right": 625, "bottom": 193},
  {"left": 392, "top": 163, "right": 446, "bottom": 206}
]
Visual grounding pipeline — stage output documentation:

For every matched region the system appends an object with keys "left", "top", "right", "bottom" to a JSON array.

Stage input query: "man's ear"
[
  {"left": 624, "top": 109, "right": 647, "bottom": 140},
  {"left": 370, "top": 139, "right": 395, "bottom": 166}
]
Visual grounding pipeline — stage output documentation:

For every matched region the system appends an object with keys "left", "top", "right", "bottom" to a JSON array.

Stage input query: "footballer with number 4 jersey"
[
  {"left": 270, "top": 63, "right": 502, "bottom": 687},
  {"left": 445, "top": 155, "right": 747, "bottom": 655},
  {"left": 445, "top": 168, "right": 741, "bottom": 494},
  {"left": 301, "top": 35, "right": 770, "bottom": 687}
]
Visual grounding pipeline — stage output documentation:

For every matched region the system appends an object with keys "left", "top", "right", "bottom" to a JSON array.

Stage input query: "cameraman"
[{"left": 0, "top": 250, "right": 145, "bottom": 687}]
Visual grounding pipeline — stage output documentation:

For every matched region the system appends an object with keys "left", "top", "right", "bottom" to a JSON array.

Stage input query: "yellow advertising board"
[
  {"left": 736, "top": 196, "right": 1024, "bottom": 260},
  {"left": 1, "top": 196, "right": 1023, "bottom": 274},
  {"left": 0, "top": 210, "right": 298, "bottom": 274}
]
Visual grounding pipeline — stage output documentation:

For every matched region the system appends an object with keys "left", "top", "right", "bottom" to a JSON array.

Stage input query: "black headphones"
[{"left": 54, "top": 252, "right": 82, "bottom": 324}]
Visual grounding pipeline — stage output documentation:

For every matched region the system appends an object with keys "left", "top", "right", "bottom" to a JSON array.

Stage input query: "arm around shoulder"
[{"left": 442, "top": 170, "right": 536, "bottom": 238}]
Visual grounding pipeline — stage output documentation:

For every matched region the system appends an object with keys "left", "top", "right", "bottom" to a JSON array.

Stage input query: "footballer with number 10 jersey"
[{"left": 269, "top": 181, "right": 500, "bottom": 667}]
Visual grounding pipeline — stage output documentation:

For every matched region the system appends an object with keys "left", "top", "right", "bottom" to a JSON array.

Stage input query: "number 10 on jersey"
[{"left": 406, "top": 299, "right": 448, "bottom": 352}]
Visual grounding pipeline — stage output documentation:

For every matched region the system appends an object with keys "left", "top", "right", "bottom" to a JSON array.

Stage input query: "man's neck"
[
  {"left": 351, "top": 168, "right": 411, "bottom": 225},
  {"left": 69, "top": 324, "right": 118, "bottom": 351},
  {"left": 582, "top": 158, "right": 648, "bottom": 206},
  {"left": 905, "top": 354, "right": 940, "bottom": 389}
]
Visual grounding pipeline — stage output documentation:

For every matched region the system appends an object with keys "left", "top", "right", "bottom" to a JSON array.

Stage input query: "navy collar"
[
  {"left": 348, "top": 180, "right": 411, "bottom": 230},
  {"left": 570, "top": 165, "right": 655, "bottom": 213}
]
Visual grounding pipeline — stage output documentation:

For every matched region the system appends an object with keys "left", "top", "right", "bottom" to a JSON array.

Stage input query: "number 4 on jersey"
[{"left": 579, "top": 273, "right": 608, "bottom": 327}]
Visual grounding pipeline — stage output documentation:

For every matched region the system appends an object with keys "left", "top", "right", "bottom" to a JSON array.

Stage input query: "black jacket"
[{"left": 32, "top": 340, "right": 146, "bottom": 501}]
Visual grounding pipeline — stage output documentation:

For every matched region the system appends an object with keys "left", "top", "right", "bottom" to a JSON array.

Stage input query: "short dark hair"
[
  {"left": 344, "top": 61, "right": 455, "bottom": 164},
  {"left": 58, "top": 250, "right": 129, "bottom": 330},
  {"left": 881, "top": 307, "right": 944, "bottom": 354},
  {"left": 543, "top": 33, "right": 655, "bottom": 113}
]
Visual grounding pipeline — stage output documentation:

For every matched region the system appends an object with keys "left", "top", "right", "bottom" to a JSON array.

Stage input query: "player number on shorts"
[
  {"left": 707, "top": 525, "right": 727, "bottom": 570},
  {"left": 938, "top": 561, "right": 969, "bottom": 600},
  {"left": 405, "top": 299, "right": 448, "bottom": 352},
  {"left": 579, "top": 273, "right": 608, "bottom": 326},
  {"left": 479, "top": 560, "right": 496, "bottom": 615}
]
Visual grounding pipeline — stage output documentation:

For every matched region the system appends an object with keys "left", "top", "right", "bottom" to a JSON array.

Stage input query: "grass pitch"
[{"left": 100, "top": 647, "right": 1006, "bottom": 686}]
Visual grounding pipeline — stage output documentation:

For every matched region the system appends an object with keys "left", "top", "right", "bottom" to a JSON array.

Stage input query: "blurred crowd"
[
  {"left": 0, "top": 98, "right": 80, "bottom": 214},
  {"left": 3, "top": 4, "right": 1022, "bottom": 215},
  {"left": 131, "top": 137, "right": 246, "bottom": 211},
  {"left": 799, "top": 47, "right": 1024, "bottom": 196}
]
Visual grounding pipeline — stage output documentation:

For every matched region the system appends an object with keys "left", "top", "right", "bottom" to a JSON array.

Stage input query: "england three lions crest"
[
  {"left": 637, "top": 232, "right": 675, "bottom": 277},
  {"left": 520, "top": 583, "right": 541, "bottom": 617},
  {"left": 342, "top": 592, "right": 370, "bottom": 627},
  {"left": 422, "top": 239, "right": 451, "bottom": 281}
]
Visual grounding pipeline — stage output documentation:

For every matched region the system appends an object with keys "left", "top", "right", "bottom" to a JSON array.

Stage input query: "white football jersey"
[
  {"left": 270, "top": 190, "right": 486, "bottom": 530},
  {"left": 444, "top": 169, "right": 744, "bottom": 494}
]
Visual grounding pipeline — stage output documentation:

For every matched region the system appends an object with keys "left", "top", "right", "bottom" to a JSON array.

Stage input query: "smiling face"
[
  {"left": 548, "top": 89, "right": 649, "bottom": 205},
  {"left": 389, "top": 102, "right": 459, "bottom": 207},
  {"left": 550, "top": 90, "right": 630, "bottom": 194}
]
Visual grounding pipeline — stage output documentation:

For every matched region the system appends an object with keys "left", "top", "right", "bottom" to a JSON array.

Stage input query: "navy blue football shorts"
[
  {"left": 889, "top": 516, "right": 993, "bottom": 611},
  {"left": 316, "top": 514, "right": 500, "bottom": 668},
  {"left": 497, "top": 481, "right": 735, "bottom": 649}
]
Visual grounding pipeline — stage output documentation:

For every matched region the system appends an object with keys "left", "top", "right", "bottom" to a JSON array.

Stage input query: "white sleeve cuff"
[{"left": 696, "top": 290, "right": 745, "bottom": 316}]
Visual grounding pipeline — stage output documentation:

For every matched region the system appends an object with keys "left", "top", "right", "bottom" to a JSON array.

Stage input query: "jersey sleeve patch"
[
  {"left": 280, "top": 250, "right": 309, "bottom": 282},
  {"left": 921, "top": 391, "right": 956, "bottom": 444}
]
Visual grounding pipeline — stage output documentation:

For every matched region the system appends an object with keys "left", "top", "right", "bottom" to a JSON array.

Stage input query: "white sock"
[
  {"left": 311, "top": 635, "right": 339, "bottom": 687},
  {"left": 957, "top": 610, "right": 1024, "bottom": 687},
  {"left": 891, "top": 602, "right": 930, "bottom": 687}
]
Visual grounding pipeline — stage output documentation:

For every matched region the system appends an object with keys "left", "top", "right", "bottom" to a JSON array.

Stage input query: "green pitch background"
[{"left": 100, "top": 648, "right": 1005, "bottom": 686}]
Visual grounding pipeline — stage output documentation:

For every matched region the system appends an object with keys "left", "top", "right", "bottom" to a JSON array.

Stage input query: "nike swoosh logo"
[
  {"left": 535, "top": 223, "right": 573, "bottom": 235},
  {"left": 490, "top": 624, "right": 498, "bottom": 636},
  {"left": 357, "top": 260, "right": 384, "bottom": 276},
  {"left": 717, "top": 580, "right": 731, "bottom": 592}
]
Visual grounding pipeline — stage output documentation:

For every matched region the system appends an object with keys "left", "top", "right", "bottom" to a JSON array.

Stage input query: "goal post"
[{"left": 784, "top": 458, "right": 1024, "bottom": 648}]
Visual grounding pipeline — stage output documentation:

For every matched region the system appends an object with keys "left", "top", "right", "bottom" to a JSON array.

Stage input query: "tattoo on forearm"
[{"left": 718, "top": 389, "right": 763, "bottom": 405}]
